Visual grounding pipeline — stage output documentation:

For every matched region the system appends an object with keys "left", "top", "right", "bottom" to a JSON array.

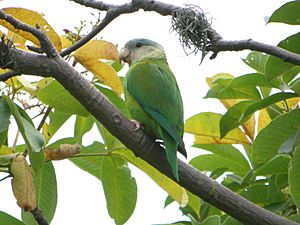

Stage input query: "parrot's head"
[{"left": 119, "top": 38, "right": 166, "bottom": 65}]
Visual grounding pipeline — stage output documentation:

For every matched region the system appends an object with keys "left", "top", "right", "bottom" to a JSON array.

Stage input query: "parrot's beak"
[{"left": 119, "top": 47, "right": 131, "bottom": 65}]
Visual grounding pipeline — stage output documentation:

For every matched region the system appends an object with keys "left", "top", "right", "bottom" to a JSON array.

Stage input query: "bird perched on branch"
[{"left": 119, "top": 38, "right": 186, "bottom": 180}]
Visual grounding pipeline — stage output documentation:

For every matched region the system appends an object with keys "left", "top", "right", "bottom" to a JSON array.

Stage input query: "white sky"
[{"left": 0, "top": 0, "right": 296, "bottom": 225}]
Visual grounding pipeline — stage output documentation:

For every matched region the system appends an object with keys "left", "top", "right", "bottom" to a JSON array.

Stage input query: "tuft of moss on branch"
[{"left": 171, "top": 5, "right": 211, "bottom": 61}]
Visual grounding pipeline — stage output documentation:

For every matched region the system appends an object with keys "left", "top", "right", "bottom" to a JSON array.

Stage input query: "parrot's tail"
[{"left": 178, "top": 146, "right": 187, "bottom": 158}]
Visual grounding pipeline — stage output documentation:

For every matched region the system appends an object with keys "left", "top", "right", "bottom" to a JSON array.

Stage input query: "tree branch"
[
  {"left": 0, "top": 42, "right": 297, "bottom": 225},
  {"left": 0, "top": 70, "right": 21, "bottom": 82},
  {"left": 67, "top": 0, "right": 300, "bottom": 66},
  {"left": 0, "top": 10, "right": 57, "bottom": 57},
  {"left": 31, "top": 207, "right": 49, "bottom": 225},
  {"left": 0, "top": 2, "right": 299, "bottom": 225}
]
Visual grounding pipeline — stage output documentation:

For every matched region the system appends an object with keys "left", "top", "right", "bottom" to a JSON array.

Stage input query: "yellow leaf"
[
  {"left": 74, "top": 40, "right": 122, "bottom": 95},
  {"left": 11, "top": 154, "right": 36, "bottom": 211},
  {"left": 74, "top": 40, "right": 118, "bottom": 61},
  {"left": 242, "top": 114, "right": 255, "bottom": 141},
  {"left": 7, "top": 30, "right": 27, "bottom": 50},
  {"left": 0, "top": 8, "right": 62, "bottom": 51},
  {"left": 276, "top": 97, "right": 300, "bottom": 110},
  {"left": 114, "top": 149, "right": 188, "bottom": 207},
  {"left": 257, "top": 108, "right": 271, "bottom": 133},
  {"left": 60, "top": 35, "right": 72, "bottom": 49},
  {"left": 185, "top": 112, "right": 249, "bottom": 144},
  {"left": 0, "top": 145, "right": 13, "bottom": 155}
]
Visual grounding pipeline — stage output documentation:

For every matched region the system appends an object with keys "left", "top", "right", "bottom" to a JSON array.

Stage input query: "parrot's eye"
[{"left": 136, "top": 42, "right": 142, "bottom": 48}]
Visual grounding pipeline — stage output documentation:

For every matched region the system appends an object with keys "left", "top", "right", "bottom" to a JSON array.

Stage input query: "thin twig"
[
  {"left": 31, "top": 207, "right": 49, "bottom": 225},
  {"left": 0, "top": 70, "right": 21, "bottom": 82},
  {"left": 37, "top": 107, "right": 52, "bottom": 131}
]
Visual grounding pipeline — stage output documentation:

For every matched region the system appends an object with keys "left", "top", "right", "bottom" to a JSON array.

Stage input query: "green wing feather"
[{"left": 125, "top": 59, "right": 186, "bottom": 180}]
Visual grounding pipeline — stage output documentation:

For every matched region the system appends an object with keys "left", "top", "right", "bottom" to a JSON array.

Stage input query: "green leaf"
[
  {"left": 0, "top": 129, "right": 7, "bottom": 147},
  {"left": 205, "top": 75, "right": 261, "bottom": 100},
  {"left": 74, "top": 115, "right": 94, "bottom": 143},
  {"left": 268, "top": 1, "right": 300, "bottom": 25},
  {"left": 47, "top": 110, "right": 70, "bottom": 138},
  {"left": 265, "top": 32, "right": 300, "bottom": 80},
  {"left": 255, "top": 155, "right": 290, "bottom": 176},
  {"left": 3, "top": 96, "right": 45, "bottom": 171},
  {"left": 113, "top": 149, "right": 188, "bottom": 207},
  {"left": 95, "top": 120, "right": 124, "bottom": 151},
  {"left": 220, "top": 92, "right": 299, "bottom": 138},
  {"left": 192, "top": 144, "right": 250, "bottom": 176},
  {"left": 0, "top": 211, "right": 26, "bottom": 225},
  {"left": 223, "top": 216, "right": 243, "bottom": 225},
  {"left": 252, "top": 108, "right": 300, "bottom": 167},
  {"left": 101, "top": 156, "right": 137, "bottom": 225},
  {"left": 241, "top": 184, "right": 268, "bottom": 205},
  {"left": 22, "top": 162, "right": 57, "bottom": 225},
  {"left": 0, "top": 97, "right": 11, "bottom": 132},
  {"left": 243, "top": 51, "right": 269, "bottom": 73},
  {"left": 289, "top": 145, "right": 300, "bottom": 209},
  {"left": 220, "top": 101, "right": 253, "bottom": 138},
  {"left": 36, "top": 78, "right": 88, "bottom": 116},
  {"left": 69, "top": 141, "right": 106, "bottom": 179},
  {"left": 185, "top": 112, "right": 249, "bottom": 144},
  {"left": 95, "top": 85, "right": 129, "bottom": 117},
  {"left": 199, "top": 215, "right": 220, "bottom": 225},
  {"left": 291, "top": 78, "right": 300, "bottom": 94}
]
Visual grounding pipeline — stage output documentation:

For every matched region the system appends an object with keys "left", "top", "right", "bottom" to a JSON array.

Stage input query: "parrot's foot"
[{"left": 131, "top": 119, "right": 143, "bottom": 131}]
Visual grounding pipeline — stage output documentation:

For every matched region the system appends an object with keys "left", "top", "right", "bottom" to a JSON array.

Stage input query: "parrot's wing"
[{"left": 126, "top": 60, "right": 185, "bottom": 150}]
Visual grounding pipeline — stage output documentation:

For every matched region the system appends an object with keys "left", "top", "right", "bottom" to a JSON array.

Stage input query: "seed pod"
[
  {"left": 44, "top": 143, "right": 80, "bottom": 161},
  {"left": 11, "top": 154, "right": 36, "bottom": 211}
]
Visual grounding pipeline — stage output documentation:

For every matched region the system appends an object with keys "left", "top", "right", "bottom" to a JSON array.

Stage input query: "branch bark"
[
  {"left": 0, "top": 43, "right": 298, "bottom": 225},
  {"left": 67, "top": 0, "right": 300, "bottom": 66},
  {"left": 0, "top": 2, "right": 299, "bottom": 225}
]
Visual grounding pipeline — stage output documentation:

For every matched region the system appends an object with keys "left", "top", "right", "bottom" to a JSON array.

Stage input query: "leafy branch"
[{"left": 0, "top": 6, "right": 298, "bottom": 225}]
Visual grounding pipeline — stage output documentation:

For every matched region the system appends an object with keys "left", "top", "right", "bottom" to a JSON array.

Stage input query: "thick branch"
[
  {"left": 0, "top": 2, "right": 299, "bottom": 225},
  {"left": 1, "top": 44, "right": 297, "bottom": 225}
]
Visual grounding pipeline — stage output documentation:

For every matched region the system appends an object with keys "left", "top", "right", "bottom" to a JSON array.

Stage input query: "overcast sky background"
[{"left": 0, "top": 0, "right": 297, "bottom": 225}]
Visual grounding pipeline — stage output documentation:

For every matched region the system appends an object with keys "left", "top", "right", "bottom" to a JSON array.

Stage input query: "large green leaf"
[
  {"left": 0, "top": 97, "right": 11, "bottom": 132},
  {"left": 46, "top": 110, "right": 71, "bottom": 140},
  {"left": 241, "top": 184, "right": 268, "bottom": 205},
  {"left": 36, "top": 78, "right": 88, "bottom": 116},
  {"left": 199, "top": 215, "right": 220, "bottom": 225},
  {"left": 268, "top": 1, "right": 300, "bottom": 25},
  {"left": 113, "top": 149, "right": 188, "bottom": 207},
  {"left": 252, "top": 108, "right": 300, "bottom": 167},
  {"left": 254, "top": 155, "right": 290, "bottom": 176},
  {"left": 185, "top": 112, "right": 249, "bottom": 144},
  {"left": 3, "top": 96, "right": 45, "bottom": 171},
  {"left": 205, "top": 75, "right": 261, "bottom": 100},
  {"left": 22, "top": 162, "right": 57, "bottom": 225},
  {"left": 0, "top": 211, "right": 25, "bottom": 225},
  {"left": 69, "top": 142, "right": 137, "bottom": 224},
  {"left": 265, "top": 32, "right": 300, "bottom": 80},
  {"left": 69, "top": 141, "right": 106, "bottom": 179},
  {"left": 289, "top": 145, "right": 300, "bottom": 209},
  {"left": 101, "top": 156, "right": 137, "bottom": 225},
  {"left": 243, "top": 51, "right": 269, "bottom": 73},
  {"left": 74, "top": 115, "right": 94, "bottom": 143},
  {"left": 220, "top": 92, "right": 299, "bottom": 137},
  {"left": 223, "top": 216, "right": 242, "bottom": 225},
  {"left": 192, "top": 144, "right": 250, "bottom": 176}
]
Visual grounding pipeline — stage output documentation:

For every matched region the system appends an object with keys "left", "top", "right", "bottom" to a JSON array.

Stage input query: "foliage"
[{"left": 0, "top": 2, "right": 300, "bottom": 225}]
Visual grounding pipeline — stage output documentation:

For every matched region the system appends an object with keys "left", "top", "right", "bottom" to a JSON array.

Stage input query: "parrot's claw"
[{"left": 131, "top": 119, "right": 143, "bottom": 131}]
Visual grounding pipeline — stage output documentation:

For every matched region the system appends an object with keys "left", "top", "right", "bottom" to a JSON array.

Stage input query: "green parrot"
[{"left": 119, "top": 38, "right": 186, "bottom": 180}]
